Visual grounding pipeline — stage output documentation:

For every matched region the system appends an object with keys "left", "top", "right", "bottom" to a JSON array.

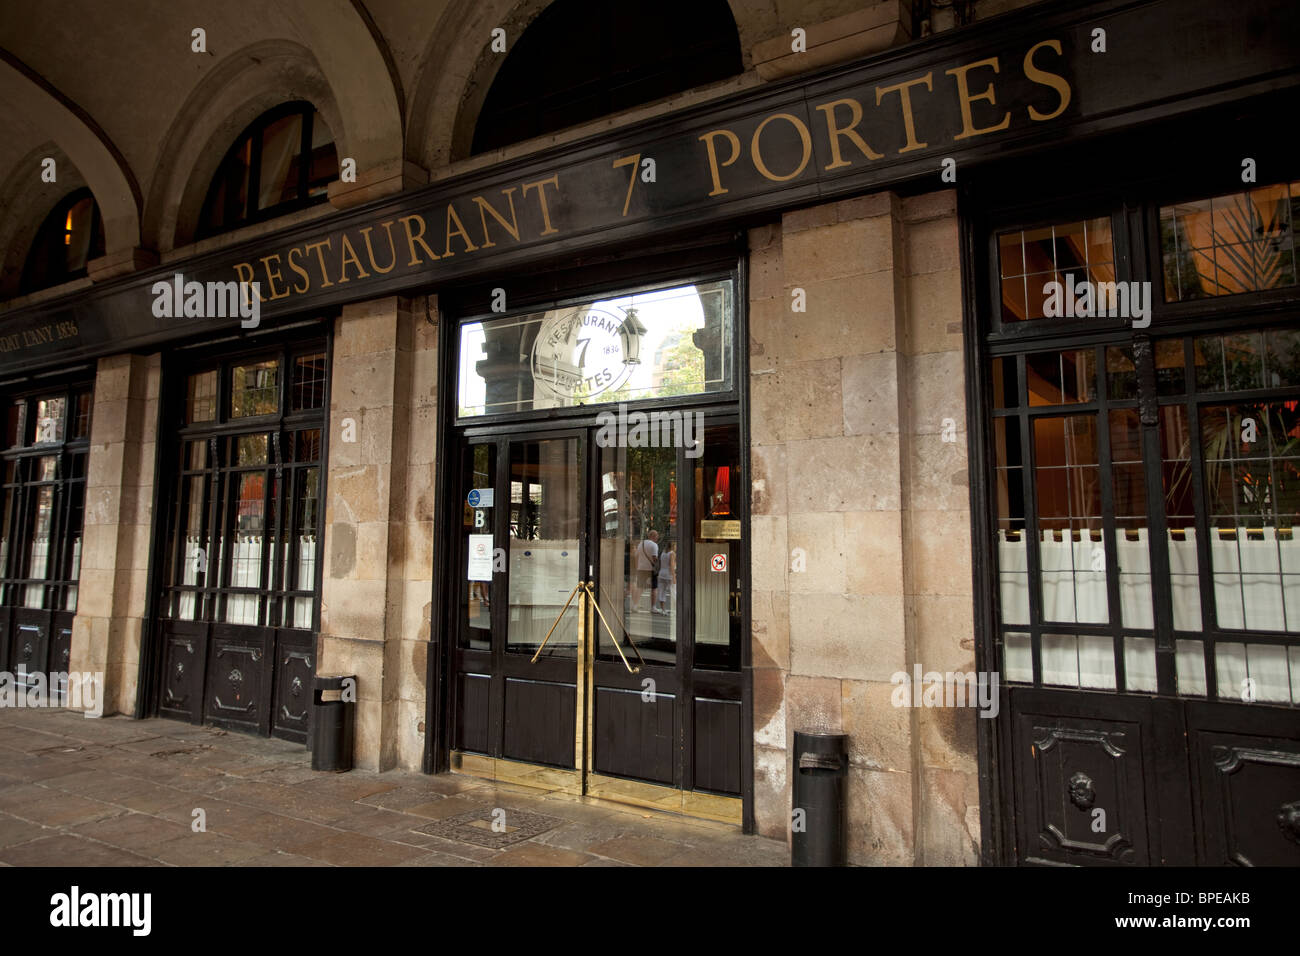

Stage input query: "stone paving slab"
[{"left": 0, "top": 710, "right": 786, "bottom": 867}]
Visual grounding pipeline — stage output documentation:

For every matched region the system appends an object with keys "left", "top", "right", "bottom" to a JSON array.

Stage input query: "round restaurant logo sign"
[{"left": 531, "top": 306, "right": 636, "bottom": 402}]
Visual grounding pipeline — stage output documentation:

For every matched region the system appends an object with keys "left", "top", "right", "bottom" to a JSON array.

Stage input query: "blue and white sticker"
[{"left": 467, "top": 488, "right": 494, "bottom": 508}]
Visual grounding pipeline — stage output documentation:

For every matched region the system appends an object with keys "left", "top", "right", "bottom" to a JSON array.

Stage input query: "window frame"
[
  {"left": 20, "top": 188, "right": 106, "bottom": 296},
  {"left": 195, "top": 101, "right": 338, "bottom": 240}
]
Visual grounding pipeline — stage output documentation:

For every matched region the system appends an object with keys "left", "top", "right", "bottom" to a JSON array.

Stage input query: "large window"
[
  {"left": 160, "top": 345, "right": 327, "bottom": 629},
  {"left": 989, "top": 197, "right": 1300, "bottom": 705},
  {"left": 197, "top": 103, "right": 338, "bottom": 239},
  {"left": 20, "top": 189, "right": 105, "bottom": 295},
  {"left": 0, "top": 386, "right": 93, "bottom": 611}
]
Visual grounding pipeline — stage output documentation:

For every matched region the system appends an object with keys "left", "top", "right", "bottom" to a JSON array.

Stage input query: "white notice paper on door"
[{"left": 467, "top": 534, "right": 494, "bottom": 581}]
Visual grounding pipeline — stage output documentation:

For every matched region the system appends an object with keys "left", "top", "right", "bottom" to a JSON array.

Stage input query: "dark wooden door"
[{"left": 1003, "top": 686, "right": 1300, "bottom": 866}]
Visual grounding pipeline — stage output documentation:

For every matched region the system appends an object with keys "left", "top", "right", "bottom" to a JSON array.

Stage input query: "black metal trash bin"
[
  {"left": 311, "top": 675, "right": 356, "bottom": 772},
  {"left": 791, "top": 729, "right": 848, "bottom": 866}
]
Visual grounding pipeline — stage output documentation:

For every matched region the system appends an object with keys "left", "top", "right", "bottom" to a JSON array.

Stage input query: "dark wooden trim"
[
  {"left": 135, "top": 367, "right": 168, "bottom": 718},
  {"left": 960, "top": 183, "right": 1005, "bottom": 866},
  {"left": 425, "top": 293, "right": 460, "bottom": 774},
  {"left": 735, "top": 238, "right": 755, "bottom": 833}
]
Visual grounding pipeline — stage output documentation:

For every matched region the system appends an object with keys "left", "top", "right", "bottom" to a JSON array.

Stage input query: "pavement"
[{"left": 0, "top": 707, "right": 786, "bottom": 867}]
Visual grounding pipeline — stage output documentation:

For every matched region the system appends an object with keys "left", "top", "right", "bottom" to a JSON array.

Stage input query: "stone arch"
[
  {"left": 142, "top": 40, "right": 346, "bottom": 253},
  {"left": 407, "top": 0, "right": 759, "bottom": 172},
  {"left": 406, "top": 0, "right": 551, "bottom": 172},
  {"left": 281, "top": 0, "right": 405, "bottom": 164},
  {"left": 0, "top": 52, "right": 140, "bottom": 259},
  {"left": 0, "top": 143, "right": 92, "bottom": 300}
]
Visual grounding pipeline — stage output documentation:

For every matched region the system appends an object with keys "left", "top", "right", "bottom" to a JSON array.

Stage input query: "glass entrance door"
[{"left": 450, "top": 422, "right": 745, "bottom": 823}]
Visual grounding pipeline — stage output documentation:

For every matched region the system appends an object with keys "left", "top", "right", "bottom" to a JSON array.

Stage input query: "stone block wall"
[
  {"left": 749, "top": 188, "right": 978, "bottom": 864},
  {"left": 318, "top": 295, "right": 437, "bottom": 771},
  {"left": 69, "top": 352, "right": 161, "bottom": 716}
]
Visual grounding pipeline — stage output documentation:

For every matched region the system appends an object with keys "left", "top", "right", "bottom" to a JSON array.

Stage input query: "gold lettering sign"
[
  {"left": 0, "top": 319, "right": 80, "bottom": 355},
  {"left": 198, "top": 35, "right": 1076, "bottom": 320}
]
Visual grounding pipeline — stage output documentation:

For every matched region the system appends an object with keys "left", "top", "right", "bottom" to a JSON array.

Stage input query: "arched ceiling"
[{"left": 0, "top": 0, "right": 957, "bottom": 269}]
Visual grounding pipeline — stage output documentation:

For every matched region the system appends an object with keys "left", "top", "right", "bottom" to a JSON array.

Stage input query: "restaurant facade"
[{"left": 1, "top": 0, "right": 1298, "bottom": 865}]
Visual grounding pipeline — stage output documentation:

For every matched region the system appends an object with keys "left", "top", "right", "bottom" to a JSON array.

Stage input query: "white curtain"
[
  {"left": 998, "top": 527, "right": 1298, "bottom": 702},
  {"left": 694, "top": 543, "right": 729, "bottom": 646}
]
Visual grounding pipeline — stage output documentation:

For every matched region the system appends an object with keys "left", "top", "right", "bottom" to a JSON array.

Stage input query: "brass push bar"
[
  {"left": 530, "top": 582, "right": 584, "bottom": 663},
  {"left": 584, "top": 582, "right": 643, "bottom": 674},
  {"left": 595, "top": 579, "right": 648, "bottom": 672}
]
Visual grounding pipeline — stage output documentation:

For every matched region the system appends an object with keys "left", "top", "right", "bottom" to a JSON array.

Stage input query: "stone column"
[
  {"left": 69, "top": 352, "right": 161, "bottom": 716},
  {"left": 748, "top": 188, "right": 977, "bottom": 865},
  {"left": 318, "top": 295, "right": 436, "bottom": 771},
  {"left": 900, "top": 192, "right": 980, "bottom": 865}
]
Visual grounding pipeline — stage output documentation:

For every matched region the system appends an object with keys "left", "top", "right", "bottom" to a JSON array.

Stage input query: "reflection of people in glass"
[
  {"left": 631, "top": 529, "right": 659, "bottom": 612},
  {"left": 653, "top": 539, "right": 676, "bottom": 616}
]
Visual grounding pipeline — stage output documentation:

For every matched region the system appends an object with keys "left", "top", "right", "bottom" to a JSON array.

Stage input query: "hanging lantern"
[{"left": 619, "top": 305, "right": 648, "bottom": 366}]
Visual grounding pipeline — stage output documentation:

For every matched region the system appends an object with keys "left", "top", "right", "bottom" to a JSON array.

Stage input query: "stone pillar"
[
  {"left": 748, "top": 188, "right": 977, "bottom": 865},
  {"left": 319, "top": 295, "right": 436, "bottom": 771},
  {"left": 69, "top": 352, "right": 161, "bottom": 716},
  {"left": 900, "top": 192, "right": 980, "bottom": 865}
]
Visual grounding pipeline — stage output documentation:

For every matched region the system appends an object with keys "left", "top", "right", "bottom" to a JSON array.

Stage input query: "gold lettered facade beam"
[{"left": 1, "top": 0, "right": 1296, "bottom": 375}]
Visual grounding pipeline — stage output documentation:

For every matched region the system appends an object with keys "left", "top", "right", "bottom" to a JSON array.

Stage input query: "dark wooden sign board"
[{"left": 2, "top": 0, "right": 1297, "bottom": 376}]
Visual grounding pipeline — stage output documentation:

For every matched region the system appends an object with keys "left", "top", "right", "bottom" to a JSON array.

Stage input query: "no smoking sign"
[{"left": 710, "top": 553, "right": 727, "bottom": 573}]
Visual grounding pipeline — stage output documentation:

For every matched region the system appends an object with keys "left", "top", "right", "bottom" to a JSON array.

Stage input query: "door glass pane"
[
  {"left": 292, "top": 353, "right": 328, "bottom": 410},
  {"left": 597, "top": 443, "right": 677, "bottom": 666},
  {"left": 71, "top": 390, "right": 92, "bottom": 439},
  {"left": 1109, "top": 408, "right": 1153, "bottom": 628},
  {"left": 0, "top": 460, "right": 14, "bottom": 579},
  {"left": 226, "top": 470, "right": 266, "bottom": 624},
  {"left": 1026, "top": 349, "right": 1096, "bottom": 405},
  {"left": 34, "top": 397, "right": 65, "bottom": 443},
  {"left": 1159, "top": 404, "right": 1202, "bottom": 630},
  {"left": 461, "top": 444, "right": 495, "bottom": 650},
  {"left": 507, "top": 438, "right": 581, "bottom": 657},
  {"left": 187, "top": 370, "right": 217, "bottom": 424},
  {"left": 1034, "top": 414, "right": 1106, "bottom": 623},
  {"left": 694, "top": 425, "right": 741, "bottom": 670},
  {"left": 230, "top": 360, "right": 279, "bottom": 418},
  {"left": 177, "top": 472, "right": 206, "bottom": 621},
  {"left": 1203, "top": 401, "right": 1300, "bottom": 631},
  {"left": 1124, "top": 636, "right": 1157, "bottom": 692},
  {"left": 1002, "top": 632, "right": 1032, "bottom": 683},
  {"left": 24, "top": 482, "right": 54, "bottom": 608},
  {"left": 993, "top": 418, "right": 1029, "bottom": 624},
  {"left": 1176, "top": 638, "right": 1207, "bottom": 696},
  {"left": 291, "top": 466, "right": 319, "bottom": 629},
  {"left": 1215, "top": 642, "right": 1294, "bottom": 703},
  {"left": 62, "top": 476, "right": 84, "bottom": 611}
]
